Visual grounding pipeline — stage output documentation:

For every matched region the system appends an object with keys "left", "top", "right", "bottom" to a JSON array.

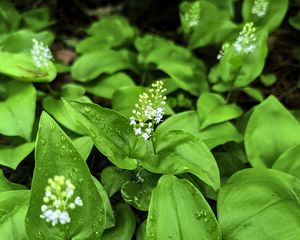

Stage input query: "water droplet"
[
  {"left": 204, "top": 211, "right": 207, "bottom": 216},
  {"left": 62, "top": 145, "right": 66, "bottom": 150},
  {"left": 61, "top": 136, "right": 66, "bottom": 142},
  {"left": 96, "top": 115, "right": 101, "bottom": 121},
  {"left": 169, "top": 234, "right": 173, "bottom": 238},
  {"left": 195, "top": 211, "right": 202, "bottom": 219},
  {"left": 204, "top": 218, "right": 209, "bottom": 222},
  {"left": 92, "top": 223, "right": 97, "bottom": 228},
  {"left": 95, "top": 231, "right": 100, "bottom": 236},
  {"left": 25, "top": 217, "right": 30, "bottom": 223},
  {"left": 50, "top": 125, "right": 55, "bottom": 131},
  {"left": 84, "top": 106, "right": 91, "bottom": 113},
  {"left": 40, "top": 138, "right": 46, "bottom": 145}
]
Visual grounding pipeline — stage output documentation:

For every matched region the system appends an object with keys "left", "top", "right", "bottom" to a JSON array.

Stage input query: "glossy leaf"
[
  {"left": 100, "top": 166, "right": 134, "bottom": 197},
  {"left": 142, "top": 130, "right": 220, "bottom": 190},
  {"left": 0, "top": 190, "right": 30, "bottom": 240},
  {"left": 0, "top": 80, "right": 36, "bottom": 141},
  {"left": 71, "top": 49, "right": 136, "bottom": 82},
  {"left": 242, "top": 0, "right": 288, "bottom": 33},
  {"left": 272, "top": 144, "right": 300, "bottom": 179},
  {"left": 67, "top": 100, "right": 146, "bottom": 170},
  {"left": 0, "top": 142, "right": 34, "bottom": 169},
  {"left": 146, "top": 175, "right": 221, "bottom": 239},
  {"left": 22, "top": 7, "right": 54, "bottom": 31},
  {"left": 197, "top": 92, "right": 243, "bottom": 129},
  {"left": 218, "top": 168, "right": 300, "bottom": 240},
  {"left": 102, "top": 203, "right": 136, "bottom": 240},
  {"left": 25, "top": 112, "right": 106, "bottom": 240},
  {"left": 83, "top": 73, "right": 135, "bottom": 99},
  {"left": 0, "top": 52, "right": 56, "bottom": 82},
  {"left": 245, "top": 96, "right": 300, "bottom": 167}
]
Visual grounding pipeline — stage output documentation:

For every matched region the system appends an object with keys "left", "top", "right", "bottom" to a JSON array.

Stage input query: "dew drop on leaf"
[
  {"left": 40, "top": 138, "right": 46, "bottom": 145},
  {"left": 84, "top": 106, "right": 91, "bottom": 113}
]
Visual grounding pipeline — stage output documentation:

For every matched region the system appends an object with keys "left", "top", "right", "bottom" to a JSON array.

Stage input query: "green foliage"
[{"left": 0, "top": 0, "right": 299, "bottom": 238}]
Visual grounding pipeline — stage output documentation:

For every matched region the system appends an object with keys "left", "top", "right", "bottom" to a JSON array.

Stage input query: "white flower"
[
  {"left": 40, "top": 176, "right": 83, "bottom": 226},
  {"left": 129, "top": 81, "right": 167, "bottom": 140},
  {"left": 74, "top": 196, "right": 83, "bottom": 207},
  {"left": 233, "top": 22, "right": 257, "bottom": 55},
  {"left": 251, "top": 0, "right": 268, "bottom": 17},
  {"left": 184, "top": 1, "right": 201, "bottom": 27},
  {"left": 31, "top": 38, "right": 53, "bottom": 69}
]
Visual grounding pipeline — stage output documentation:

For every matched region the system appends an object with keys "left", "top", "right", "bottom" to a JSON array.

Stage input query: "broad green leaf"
[
  {"left": 0, "top": 80, "right": 36, "bottom": 141},
  {"left": 0, "top": 170, "right": 27, "bottom": 192},
  {"left": 71, "top": 49, "right": 136, "bottom": 82},
  {"left": 83, "top": 73, "right": 135, "bottom": 99},
  {"left": 72, "top": 136, "right": 93, "bottom": 161},
  {"left": 218, "top": 168, "right": 300, "bottom": 240},
  {"left": 197, "top": 93, "right": 242, "bottom": 129},
  {"left": 121, "top": 170, "right": 159, "bottom": 211},
  {"left": 242, "top": 0, "right": 288, "bottom": 33},
  {"left": 156, "top": 111, "right": 242, "bottom": 149},
  {"left": 209, "top": 29, "right": 268, "bottom": 91},
  {"left": 102, "top": 203, "right": 136, "bottom": 240},
  {"left": 146, "top": 175, "right": 221, "bottom": 239},
  {"left": 0, "top": 0, "right": 21, "bottom": 33},
  {"left": 0, "top": 30, "right": 54, "bottom": 53},
  {"left": 25, "top": 112, "right": 106, "bottom": 240},
  {"left": 67, "top": 100, "right": 145, "bottom": 170},
  {"left": 272, "top": 144, "right": 300, "bottom": 179},
  {"left": 0, "top": 190, "right": 30, "bottom": 240},
  {"left": 93, "top": 177, "right": 115, "bottom": 229},
  {"left": 0, "top": 142, "right": 35, "bottom": 169},
  {"left": 100, "top": 166, "right": 134, "bottom": 197},
  {"left": 289, "top": 11, "right": 300, "bottom": 30},
  {"left": 0, "top": 52, "right": 56, "bottom": 82},
  {"left": 183, "top": 1, "right": 236, "bottom": 49},
  {"left": 43, "top": 96, "right": 88, "bottom": 135},
  {"left": 142, "top": 130, "right": 220, "bottom": 190},
  {"left": 22, "top": 7, "right": 54, "bottom": 31},
  {"left": 209, "top": 0, "right": 234, "bottom": 17},
  {"left": 245, "top": 96, "right": 300, "bottom": 167}
]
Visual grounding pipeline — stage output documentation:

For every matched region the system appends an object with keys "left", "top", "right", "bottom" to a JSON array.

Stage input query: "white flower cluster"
[
  {"left": 217, "top": 43, "right": 230, "bottom": 60},
  {"left": 31, "top": 38, "right": 53, "bottom": 69},
  {"left": 40, "top": 175, "right": 83, "bottom": 226},
  {"left": 130, "top": 81, "right": 166, "bottom": 140},
  {"left": 251, "top": 0, "right": 268, "bottom": 17},
  {"left": 233, "top": 22, "right": 257, "bottom": 55},
  {"left": 184, "top": 1, "right": 201, "bottom": 27}
]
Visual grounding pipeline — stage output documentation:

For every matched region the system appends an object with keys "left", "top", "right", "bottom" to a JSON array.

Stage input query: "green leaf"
[
  {"left": 146, "top": 175, "right": 221, "bottom": 239},
  {"left": 67, "top": 100, "right": 145, "bottom": 170},
  {"left": 93, "top": 177, "right": 115, "bottom": 229},
  {"left": 0, "top": 30, "right": 54, "bottom": 53},
  {"left": 0, "top": 170, "right": 27, "bottom": 192},
  {"left": 197, "top": 93, "right": 242, "bottom": 129},
  {"left": 25, "top": 112, "right": 106, "bottom": 239},
  {"left": 100, "top": 166, "right": 134, "bottom": 197},
  {"left": 0, "top": 52, "right": 56, "bottom": 82},
  {"left": 0, "top": 80, "right": 36, "bottom": 141},
  {"left": 71, "top": 49, "right": 136, "bottom": 82},
  {"left": 218, "top": 168, "right": 300, "bottom": 240},
  {"left": 242, "top": 86, "right": 264, "bottom": 102},
  {"left": 43, "top": 96, "right": 89, "bottom": 135},
  {"left": 182, "top": 1, "right": 236, "bottom": 49},
  {"left": 245, "top": 96, "right": 300, "bottom": 167},
  {"left": 72, "top": 136, "right": 94, "bottom": 161},
  {"left": 0, "top": 0, "right": 21, "bottom": 33},
  {"left": 102, "top": 203, "right": 136, "bottom": 240},
  {"left": 143, "top": 130, "right": 220, "bottom": 190},
  {"left": 0, "top": 142, "right": 35, "bottom": 169},
  {"left": 209, "top": 29, "right": 268, "bottom": 91},
  {"left": 121, "top": 170, "right": 159, "bottom": 211},
  {"left": 242, "top": 0, "right": 288, "bottom": 33},
  {"left": 22, "top": 7, "right": 54, "bottom": 31},
  {"left": 272, "top": 144, "right": 300, "bottom": 179},
  {"left": 0, "top": 190, "right": 30, "bottom": 240},
  {"left": 156, "top": 111, "right": 242, "bottom": 149},
  {"left": 136, "top": 221, "right": 147, "bottom": 240},
  {"left": 260, "top": 74, "right": 277, "bottom": 87},
  {"left": 289, "top": 11, "right": 300, "bottom": 30},
  {"left": 83, "top": 73, "right": 135, "bottom": 99}
]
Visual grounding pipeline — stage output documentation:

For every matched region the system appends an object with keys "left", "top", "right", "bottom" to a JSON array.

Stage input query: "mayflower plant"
[{"left": 1, "top": 0, "right": 300, "bottom": 239}]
